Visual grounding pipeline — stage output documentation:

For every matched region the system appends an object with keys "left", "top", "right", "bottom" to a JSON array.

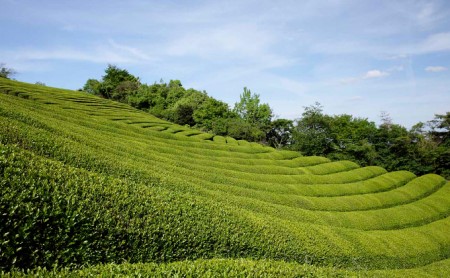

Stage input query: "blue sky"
[{"left": 1, "top": 0, "right": 450, "bottom": 127}]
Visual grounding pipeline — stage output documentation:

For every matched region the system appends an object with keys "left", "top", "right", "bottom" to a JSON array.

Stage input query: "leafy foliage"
[
  {"left": 266, "top": 118, "right": 294, "bottom": 149},
  {"left": 291, "top": 103, "right": 450, "bottom": 179},
  {"left": 233, "top": 87, "right": 273, "bottom": 129}
]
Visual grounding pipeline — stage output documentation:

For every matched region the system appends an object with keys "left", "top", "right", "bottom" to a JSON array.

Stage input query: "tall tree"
[
  {"left": 327, "top": 115, "right": 378, "bottom": 165},
  {"left": 292, "top": 102, "right": 333, "bottom": 156},
  {"left": 427, "top": 112, "right": 450, "bottom": 178},
  {"left": 429, "top": 112, "right": 450, "bottom": 146},
  {"left": 233, "top": 87, "right": 273, "bottom": 141}
]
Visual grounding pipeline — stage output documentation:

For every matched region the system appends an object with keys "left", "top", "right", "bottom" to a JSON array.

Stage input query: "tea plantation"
[{"left": 1, "top": 78, "right": 449, "bottom": 277}]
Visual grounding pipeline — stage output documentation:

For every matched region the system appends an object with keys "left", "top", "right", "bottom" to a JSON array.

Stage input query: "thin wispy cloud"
[
  {"left": 417, "top": 32, "right": 450, "bottom": 53},
  {"left": 425, "top": 66, "right": 448, "bottom": 72},
  {"left": 1, "top": 40, "right": 155, "bottom": 65}
]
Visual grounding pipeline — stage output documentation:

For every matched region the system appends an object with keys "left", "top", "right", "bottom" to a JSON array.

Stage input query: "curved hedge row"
[
  {"left": 1, "top": 79, "right": 449, "bottom": 276},
  {"left": 2, "top": 144, "right": 450, "bottom": 272}
]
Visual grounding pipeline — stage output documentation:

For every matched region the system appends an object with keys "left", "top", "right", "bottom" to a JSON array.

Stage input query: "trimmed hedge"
[{"left": 1, "top": 79, "right": 450, "bottom": 276}]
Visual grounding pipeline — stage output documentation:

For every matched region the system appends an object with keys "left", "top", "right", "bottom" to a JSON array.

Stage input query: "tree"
[
  {"left": 83, "top": 79, "right": 101, "bottom": 95},
  {"left": 226, "top": 117, "right": 262, "bottom": 141},
  {"left": 169, "top": 90, "right": 208, "bottom": 126},
  {"left": 234, "top": 87, "right": 273, "bottom": 126},
  {"left": 233, "top": 87, "right": 273, "bottom": 141},
  {"left": 373, "top": 122, "right": 410, "bottom": 171},
  {"left": 127, "top": 84, "right": 153, "bottom": 110},
  {"left": 292, "top": 102, "right": 333, "bottom": 156},
  {"left": 429, "top": 112, "right": 450, "bottom": 146},
  {"left": 327, "top": 115, "right": 378, "bottom": 165},
  {"left": 266, "top": 119, "right": 294, "bottom": 149},
  {"left": 82, "top": 65, "right": 140, "bottom": 100},
  {"left": 380, "top": 111, "right": 393, "bottom": 129},
  {"left": 0, "top": 63, "right": 16, "bottom": 79},
  {"left": 427, "top": 112, "right": 450, "bottom": 178},
  {"left": 112, "top": 80, "right": 140, "bottom": 102},
  {"left": 165, "top": 82, "right": 186, "bottom": 108},
  {"left": 99, "top": 64, "right": 140, "bottom": 99},
  {"left": 193, "top": 98, "right": 230, "bottom": 131}
]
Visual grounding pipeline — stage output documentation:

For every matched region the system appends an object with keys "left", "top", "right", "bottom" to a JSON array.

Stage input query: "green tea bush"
[
  {"left": 1, "top": 79, "right": 450, "bottom": 276},
  {"left": 213, "top": 135, "right": 227, "bottom": 144},
  {"left": 303, "top": 160, "right": 359, "bottom": 175},
  {"left": 191, "top": 133, "right": 215, "bottom": 141},
  {"left": 226, "top": 136, "right": 239, "bottom": 145}
]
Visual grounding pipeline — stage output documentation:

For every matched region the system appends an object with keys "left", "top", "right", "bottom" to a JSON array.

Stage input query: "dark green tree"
[
  {"left": 226, "top": 117, "right": 262, "bottom": 141},
  {"left": 292, "top": 102, "right": 333, "bottom": 156},
  {"left": 266, "top": 119, "right": 294, "bottom": 149},
  {"left": 193, "top": 98, "right": 230, "bottom": 131},
  {"left": 83, "top": 79, "right": 102, "bottom": 95},
  {"left": 0, "top": 63, "right": 16, "bottom": 79},
  {"left": 427, "top": 112, "right": 450, "bottom": 178},
  {"left": 127, "top": 84, "right": 154, "bottom": 110},
  {"left": 101, "top": 65, "right": 140, "bottom": 100},
  {"left": 170, "top": 89, "right": 207, "bottom": 126},
  {"left": 327, "top": 115, "right": 378, "bottom": 166}
]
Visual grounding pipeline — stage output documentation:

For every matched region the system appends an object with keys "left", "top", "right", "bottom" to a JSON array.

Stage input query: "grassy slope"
[{"left": 1, "top": 78, "right": 449, "bottom": 276}]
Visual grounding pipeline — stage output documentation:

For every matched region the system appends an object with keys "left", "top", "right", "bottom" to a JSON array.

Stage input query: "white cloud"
[
  {"left": 425, "top": 66, "right": 448, "bottom": 72},
  {"left": 363, "top": 70, "right": 389, "bottom": 79},
  {"left": 418, "top": 32, "right": 450, "bottom": 53},
  {"left": 1, "top": 40, "right": 155, "bottom": 66},
  {"left": 339, "top": 69, "right": 390, "bottom": 85}
]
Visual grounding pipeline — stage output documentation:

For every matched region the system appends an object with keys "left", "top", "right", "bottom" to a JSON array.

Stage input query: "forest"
[{"left": 82, "top": 65, "right": 449, "bottom": 179}]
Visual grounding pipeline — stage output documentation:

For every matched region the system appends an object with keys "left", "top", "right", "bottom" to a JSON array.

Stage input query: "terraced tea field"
[{"left": 1, "top": 78, "right": 449, "bottom": 277}]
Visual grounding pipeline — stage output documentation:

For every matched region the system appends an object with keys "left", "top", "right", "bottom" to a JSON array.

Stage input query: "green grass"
[{"left": 1, "top": 78, "right": 449, "bottom": 276}]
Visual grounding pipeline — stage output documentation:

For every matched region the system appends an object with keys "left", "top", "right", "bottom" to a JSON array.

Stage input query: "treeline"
[
  {"left": 82, "top": 65, "right": 449, "bottom": 179},
  {"left": 83, "top": 65, "right": 273, "bottom": 142},
  {"left": 289, "top": 103, "right": 449, "bottom": 179}
]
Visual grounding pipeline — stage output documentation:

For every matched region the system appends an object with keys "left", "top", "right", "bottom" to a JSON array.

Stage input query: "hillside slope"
[{"left": 1, "top": 78, "right": 449, "bottom": 276}]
